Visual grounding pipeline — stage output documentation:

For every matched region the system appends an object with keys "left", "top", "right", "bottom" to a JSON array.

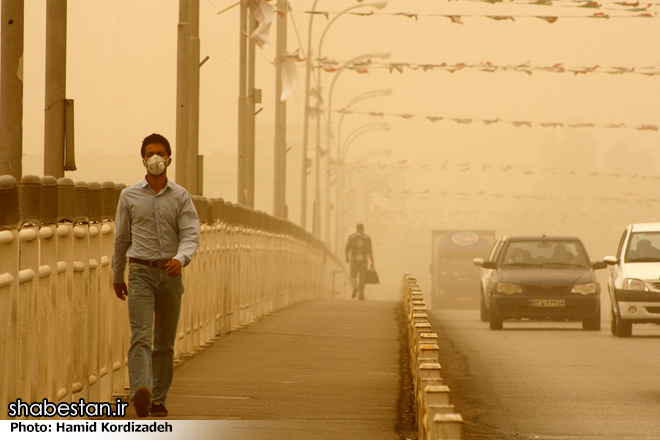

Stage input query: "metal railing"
[
  {"left": 0, "top": 175, "right": 347, "bottom": 418},
  {"left": 402, "top": 274, "right": 465, "bottom": 440}
]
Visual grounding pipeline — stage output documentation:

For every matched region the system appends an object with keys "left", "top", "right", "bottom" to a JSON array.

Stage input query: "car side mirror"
[
  {"left": 592, "top": 261, "right": 607, "bottom": 270},
  {"left": 603, "top": 256, "right": 618, "bottom": 266},
  {"left": 472, "top": 258, "right": 484, "bottom": 267},
  {"left": 482, "top": 261, "right": 497, "bottom": 270}
]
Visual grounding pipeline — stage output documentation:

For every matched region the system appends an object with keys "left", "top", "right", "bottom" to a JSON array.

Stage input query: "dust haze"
[{"left": 18, "top": 0, "right": 660, "bottom": 300}]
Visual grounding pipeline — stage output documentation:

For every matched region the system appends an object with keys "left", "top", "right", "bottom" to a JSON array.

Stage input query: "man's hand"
[
  {"left": 166, "top": 259, "right": 182, "bottom": 277},
  {"left": 114, "top": 282, "right": 128, "bottom": 301}
]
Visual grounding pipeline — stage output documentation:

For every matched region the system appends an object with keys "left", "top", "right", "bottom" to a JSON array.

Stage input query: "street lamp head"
[{"left": 370, "top": 1, "right": 389, "bottom": 10}]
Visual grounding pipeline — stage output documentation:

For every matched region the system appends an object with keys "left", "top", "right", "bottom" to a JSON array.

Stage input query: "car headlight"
[
  {"left": 571, "top": 282, "right": 597, "bottom": 295},
  {"left": 622, "top": 278, "right": 648, "bottom": 291},
  {"left": 497, "top": 282, "right": 523, "bottom": 295}
]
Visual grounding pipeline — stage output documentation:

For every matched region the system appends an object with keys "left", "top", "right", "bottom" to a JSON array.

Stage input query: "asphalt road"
[{"left": 429, "top": 305, "right": 660, "bottom": 440}]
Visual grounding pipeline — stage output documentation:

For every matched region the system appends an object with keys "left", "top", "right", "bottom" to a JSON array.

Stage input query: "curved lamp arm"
[{"left": 336, "top": 88, "right": 392, "bottom": 156}]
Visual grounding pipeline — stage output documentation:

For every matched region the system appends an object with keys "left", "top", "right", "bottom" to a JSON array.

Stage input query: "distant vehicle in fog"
[
  {"left": 430, "top": 230, "right": 495, "bottom": 309},
  {"left": 604, "top": 223, "right": 660, "bottom": 337},
  {"left": 474, "top": 236, "right": 607, "bottom": 330}
]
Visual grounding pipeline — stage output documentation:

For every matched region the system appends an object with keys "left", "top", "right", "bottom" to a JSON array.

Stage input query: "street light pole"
[
  {"left": 299, "top": 0, "right": 321, "bottom": 230},
  {"left": 273, "top": 0, "right": 288, "bottom": 218},
  {"left": 176, "top": 0, "right": 191, "bottom": 190},
  {"left": 301, "top": 0, "right": 387, "bottom": 232},
  {"left": 333, "top": 123, "right": 390, "bottom": 253},
  {"left": 318, "top": 52, "right": 390, "bottom": 242},
  {"left": 326, "top": 89, "right": 391, "bottom": 242}
]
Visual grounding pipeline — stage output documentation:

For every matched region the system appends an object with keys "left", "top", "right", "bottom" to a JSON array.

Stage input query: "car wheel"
[
  {"left": 480, "top": 293, "right": 489, "bottom": 322},
  {"left": 582, "top": 302, "right": 601, "bottom": 330},
  {"left": 489, "top": 308, "right": 503, "bottom": 330},
  {"left": 615, "top": 314, "right": 632, "bottom": 337},
  {"left": 610, "top": 308, "right": 617, "bottom": 336}
]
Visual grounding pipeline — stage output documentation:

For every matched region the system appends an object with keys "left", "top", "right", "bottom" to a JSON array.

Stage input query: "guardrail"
[
  {"left": 0, "top": 175, "right": 347, "bottom": 418},
  {"left": 402, "top": 274, "right": 465, "bottom": 440}
]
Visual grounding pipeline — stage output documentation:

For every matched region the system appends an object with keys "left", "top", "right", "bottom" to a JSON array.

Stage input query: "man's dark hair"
[
  {"left": 357, "top": 223, "right": 364, "bottom": 233},
  {"left": 141, "top": 133, "right": 172, "bottom": 158}
]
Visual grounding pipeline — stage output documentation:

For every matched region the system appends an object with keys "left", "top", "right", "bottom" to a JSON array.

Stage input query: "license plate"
[{"left": 529, "top": 299, "right": 565, "bottom": 307}]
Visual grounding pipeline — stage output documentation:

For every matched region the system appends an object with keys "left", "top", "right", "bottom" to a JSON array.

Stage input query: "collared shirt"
[
  {"left": 345, "top": 232, "right": 372, "bottom": 262},
  {"left": 112, "top": 178, "right": 200, "bottom": 283}
]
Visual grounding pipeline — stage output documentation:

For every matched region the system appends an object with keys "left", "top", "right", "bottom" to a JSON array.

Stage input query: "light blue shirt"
[{"left": 112, "top": 178, "right": 200, "bottom": 284}]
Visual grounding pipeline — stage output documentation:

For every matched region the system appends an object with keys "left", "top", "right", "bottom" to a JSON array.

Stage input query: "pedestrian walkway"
[{"left": 122, "top": 298, "right": 407, "bottom": 440}]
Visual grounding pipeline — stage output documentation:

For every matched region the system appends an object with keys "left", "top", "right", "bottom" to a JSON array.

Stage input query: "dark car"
[{"left": 473, "top": 236, "right": 607, "bottom": 330}]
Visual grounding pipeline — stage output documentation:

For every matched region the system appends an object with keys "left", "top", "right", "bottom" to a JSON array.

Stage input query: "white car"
[{"left": 604, "top": 223, "right": 660, "bottom": 337}]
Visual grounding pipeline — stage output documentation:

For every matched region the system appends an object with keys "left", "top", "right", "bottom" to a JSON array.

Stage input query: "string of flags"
[
  {"left": 316, "top": 58, "right": 660, "bottom": 76},
  {"left": 335, "top": 109, "right": 659, "bottom": 132},
  {"left": 298, "top": 5, "right": 658, "bottom": 22},
  {"left": 345, "top": 160, "right": 660, "bottom": 180},
  {"left": 341, "top": 187, "right": 660, "bottom": 204}
]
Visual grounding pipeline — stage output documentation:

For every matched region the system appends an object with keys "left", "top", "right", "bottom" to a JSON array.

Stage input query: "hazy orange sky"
[{"left": 16, "top": 0, "right": 660, "bottom": 295}]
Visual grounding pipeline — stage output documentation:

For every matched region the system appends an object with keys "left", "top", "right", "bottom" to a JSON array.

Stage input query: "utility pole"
[
  {"left": 188, "top": 0, "right": 200, "bottom": 195},
  {"left": 176, "top": 0, "right": 191, "bottom": 190},
  {"left": 246, "top": 7, "right": 256, "bottom": 209},
  {"left": 43, "top": 0, "right": 67, "bottom": 178},
  {"left": 273, "top": 0, "right": 287, "bottom": 218},
  {"left": 237, "top": 1, "right": 248, "bottom": 206},
  {"left": 0, "top": 0, "right": 24, "bottom": 180},
  {"left": 238, "top": 1, "right": 257, "bottom": 208}
]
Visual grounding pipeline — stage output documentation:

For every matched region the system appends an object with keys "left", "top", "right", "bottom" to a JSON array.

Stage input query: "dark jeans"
[{"left": 350, "top": 260, "right": 368, "bottom": 300}]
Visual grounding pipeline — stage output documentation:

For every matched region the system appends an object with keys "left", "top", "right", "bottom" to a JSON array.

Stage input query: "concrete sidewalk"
[{"left": 125, "top": 299, "right": 410, "bottom": 439}]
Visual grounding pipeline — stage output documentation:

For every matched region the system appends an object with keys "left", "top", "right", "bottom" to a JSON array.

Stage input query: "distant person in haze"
[
  {"left": 345, "top": 223, "right": 375, "bottom": 300},
  {"left": 112, "top": 133, "right": 200, "bottom": 418}
]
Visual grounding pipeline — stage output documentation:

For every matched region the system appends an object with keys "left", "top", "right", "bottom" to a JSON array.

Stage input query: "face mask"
[{"left": 144, "top": 155, "right": 169, "bottom": 176}]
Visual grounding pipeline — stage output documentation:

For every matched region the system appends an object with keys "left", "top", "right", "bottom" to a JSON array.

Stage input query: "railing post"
[
  {"left": 0, "top": 175, "right": 19, "bottom": 412},
  {"left": 39, "top": 176, "right": 58, "bottom": 403}
]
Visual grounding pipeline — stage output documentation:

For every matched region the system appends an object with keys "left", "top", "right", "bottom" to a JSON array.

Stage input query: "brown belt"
[{"left": 129, "top": 258, "right": 169, "bottom": 268}]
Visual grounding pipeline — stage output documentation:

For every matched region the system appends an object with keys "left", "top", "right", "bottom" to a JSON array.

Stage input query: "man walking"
[
  {"left": 345, "top": 223, "right": 374, "bottom": 300},
  {"left": 112, "top": 133, "right": 200, "bottom": 418}
]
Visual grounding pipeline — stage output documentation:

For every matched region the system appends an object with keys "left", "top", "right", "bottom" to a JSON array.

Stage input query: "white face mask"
[{"left": 145, "top": 155, "right": 169, "bottom": 176}]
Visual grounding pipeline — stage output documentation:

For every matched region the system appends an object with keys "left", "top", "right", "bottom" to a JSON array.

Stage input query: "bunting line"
[
  {"left": 315, "top": 59, "right": 660, "bottom": 77},
  {"left": 335, "top": 109, "right": 659, "bottom": 132},
  {"left": 344, "top": 159, "right": 660, "bottom": 180},
  {"left": 342, "top": 188, "right": 660, "bottom": 204},
  {"left": 296, "top": 8, "right": 658, "bottom": 22}
]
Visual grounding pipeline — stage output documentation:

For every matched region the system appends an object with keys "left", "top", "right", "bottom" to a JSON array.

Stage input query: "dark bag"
[{"left": 365, "top": 268, "right": 380, "bottom": 284}]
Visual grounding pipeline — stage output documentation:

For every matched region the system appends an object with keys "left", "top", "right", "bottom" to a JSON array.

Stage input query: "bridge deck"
[{"left": 121, "top": 299, "right": 406, "bottom": 440}]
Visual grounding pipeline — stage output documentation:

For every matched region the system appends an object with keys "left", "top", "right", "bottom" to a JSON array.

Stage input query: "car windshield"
[
  {"left": 501, "top": 240, "right": 589, "bottom": 268},
  {"left": 625, "top": 232, "right": 660, "bottom": 263}
]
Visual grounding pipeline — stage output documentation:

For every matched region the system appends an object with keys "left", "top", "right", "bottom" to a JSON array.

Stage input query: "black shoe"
[
  {"left": 351, "top": 288, "right": 358, "bottom": 299},
  {"left": 133, "top": 386, "right": 151, "bottom": 418},
  {"left": 150, "top": 402, "right": 168, "bottom": 417}
]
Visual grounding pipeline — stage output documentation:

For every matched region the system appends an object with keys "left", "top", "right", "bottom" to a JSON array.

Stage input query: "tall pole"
[
  {"left": 300, "top": 0, "right": 321, "bottom": 229},
  {"left": 237, "top": 1, "right": 248, "bottom": 205},
  {"left": 176, "top": 0, "right": 191, "bottom": 189},
  {"left": 334, "top": 124, "right": 390, "bottom": 253},
  {"left": 246, "top": 7, "right": 256, "bottom": 208},
  {"left": 0, "top": 0, "right": 24, "bottom": 180},
  {"left": 311, "top": 2, "right": 388, "bottom": 239},
  {"left": 273, "top": 0, "right": 287, "bottom": 218},
  {"left": 188, "top": 0, "right": 200, "bottom": 195},
  {"left": 43, "top": 0, "right": 67, "bottom": 179}
]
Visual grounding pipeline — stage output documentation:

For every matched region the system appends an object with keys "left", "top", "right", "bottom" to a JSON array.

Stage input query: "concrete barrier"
[{"left": 402, "top": 274, "right": 464, "bottom": 440}]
